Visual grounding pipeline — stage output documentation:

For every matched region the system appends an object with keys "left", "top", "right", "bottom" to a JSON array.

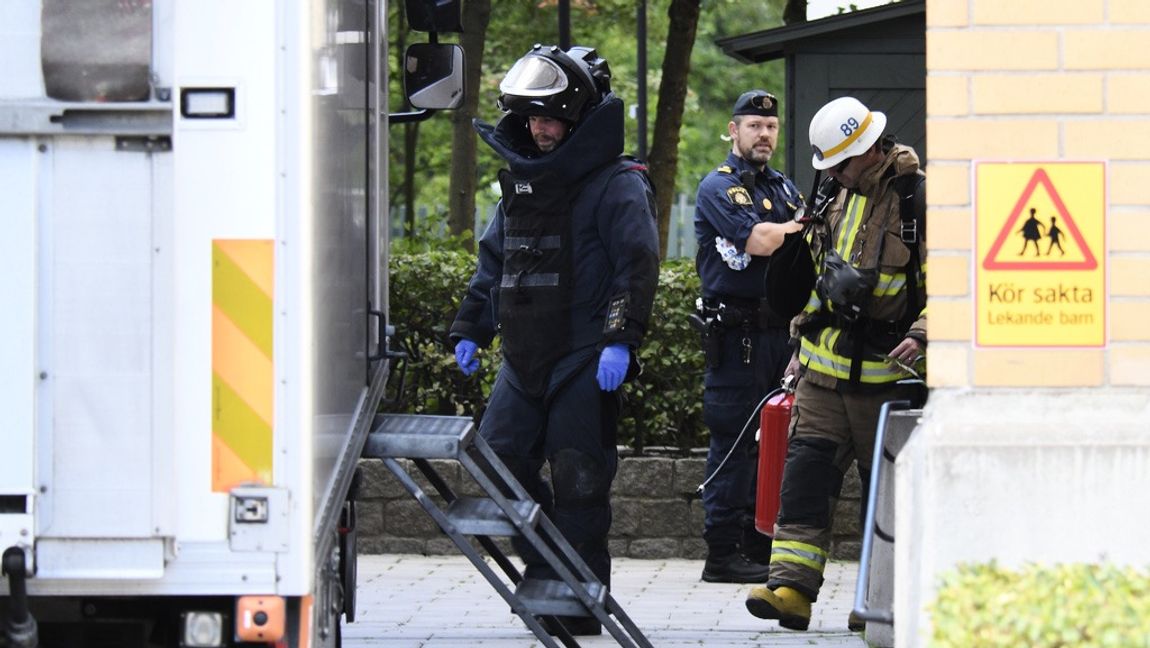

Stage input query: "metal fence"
[{"left": 390, "top": 193, "right": 699, "bottom": 259}]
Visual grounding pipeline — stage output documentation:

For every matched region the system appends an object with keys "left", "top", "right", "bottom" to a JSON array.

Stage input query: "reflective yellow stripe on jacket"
[
  {"left": 799, "top": 193, "right": 908, "bottom": 384},
  {"left": 800, "top": 328, "right": 907, "bottom": 382}
]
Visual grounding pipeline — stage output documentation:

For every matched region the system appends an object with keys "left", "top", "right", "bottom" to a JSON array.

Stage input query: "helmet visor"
[{"left": 499, "top": 56, "right": 568, "bottom": 98}]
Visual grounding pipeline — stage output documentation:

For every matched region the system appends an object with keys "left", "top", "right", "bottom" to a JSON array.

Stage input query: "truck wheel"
[{"left": 338, "top": 485, "right": 358, "bottom": 622}]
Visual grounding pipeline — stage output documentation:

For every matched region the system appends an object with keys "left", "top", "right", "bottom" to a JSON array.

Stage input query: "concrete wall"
[
  {"left": 356, "top": 452, "right": 865, "bottom": 561},
  {"left": 896, "top": 391, "right": 1150, "bottom": 646},
  {"left": 900, "top": 2, "right": 1150, "bottom": 645}
]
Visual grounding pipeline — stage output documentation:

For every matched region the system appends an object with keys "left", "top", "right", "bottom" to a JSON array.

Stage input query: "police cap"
[{"left": 732, "top": 90, "right": 778, "bottom": 118}]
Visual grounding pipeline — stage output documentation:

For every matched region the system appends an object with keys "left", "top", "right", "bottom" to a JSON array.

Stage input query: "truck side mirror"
[{"left": 403, "top": 43, "right": 464, "bottom": 111}]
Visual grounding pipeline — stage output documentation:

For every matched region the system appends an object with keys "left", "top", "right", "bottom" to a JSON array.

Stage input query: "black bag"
[
  {"left": 763, "top": 231, "right": 816, "bottom": 321},
  {"left": 764, "top": 175, "right": 839, "bottom": 320}
]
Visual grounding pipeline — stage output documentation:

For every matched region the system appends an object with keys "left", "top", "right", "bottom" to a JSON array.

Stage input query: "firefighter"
[
  {"left": 693, "top": 90, "right": 805, "bottom": 583},
  {"left": 745, "top": 96, "right": 927, "bottom": 631},
  {"left": 449, "top": 44, "right": 660, "bottom": 637}
]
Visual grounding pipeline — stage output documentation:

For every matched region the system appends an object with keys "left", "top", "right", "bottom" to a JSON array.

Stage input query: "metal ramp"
[{"left": 364, "top": 414, "right": 653, "bottom": 648}]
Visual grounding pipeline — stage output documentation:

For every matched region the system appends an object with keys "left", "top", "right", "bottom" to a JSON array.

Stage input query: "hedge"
[
  {"left": 383, "top": 246, "right": 707, "bottom": 452},
  {"left": 930, "top": 562, "right": 1150, "bottom": 647}
]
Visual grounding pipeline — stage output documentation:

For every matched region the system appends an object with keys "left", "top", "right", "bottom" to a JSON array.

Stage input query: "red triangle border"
[{"left": 982, "top": 168, "right": 1097, "bottom": 271}]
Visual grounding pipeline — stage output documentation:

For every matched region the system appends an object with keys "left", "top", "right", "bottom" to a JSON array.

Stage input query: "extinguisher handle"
[{"left": 781, "top": 373, "right": 797, "bottom": 393}]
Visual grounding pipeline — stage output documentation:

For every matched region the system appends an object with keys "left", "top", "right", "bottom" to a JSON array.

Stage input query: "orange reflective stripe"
[{"left": 821, "top": 112, "right": 874, "bottom": 158}]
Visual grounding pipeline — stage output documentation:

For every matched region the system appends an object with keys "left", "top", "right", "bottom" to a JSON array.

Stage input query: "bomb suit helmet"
[{"left": 498, "top": 44, "right": 611, "bottom": 123}]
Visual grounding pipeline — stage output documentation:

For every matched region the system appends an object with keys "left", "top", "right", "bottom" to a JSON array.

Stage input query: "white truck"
[{"left": 0, "top": 1, "right": 462, "bottom": 646}]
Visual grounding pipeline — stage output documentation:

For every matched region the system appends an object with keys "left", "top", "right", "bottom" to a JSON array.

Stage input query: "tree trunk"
[
  {"left": 646, "top": 0, "right": 701, "bottom": 259},
  {"left": 447, "top": 0, "right": 492, "bottom": 252},
  {"left": 783, "top": 0, "right": 807, "bottom": 24},
  {"left": 403, "top": 123, "right": 418, "bottom": 234}
]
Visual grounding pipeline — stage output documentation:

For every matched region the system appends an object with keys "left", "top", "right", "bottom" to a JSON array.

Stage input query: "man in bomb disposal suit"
[
  {"left": 693, "top": 90, "right": 804, "bottom": 583},
  {"left": 745, "top": 96, "right": 926, "bottom": 631},
  {"left": 449, "top": 44, "right": 660, "bottom": 636}
]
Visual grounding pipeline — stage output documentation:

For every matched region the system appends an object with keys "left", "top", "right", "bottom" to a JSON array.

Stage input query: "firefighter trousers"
[
  {"left": 478, "top": 348, "right": 620, "bottom": 588},
  {"left": 766, "top": 378, "right": 919, "bottom": 601}
]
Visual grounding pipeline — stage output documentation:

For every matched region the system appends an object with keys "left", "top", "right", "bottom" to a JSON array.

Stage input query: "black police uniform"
[
  {"left": 450, "top": 91, "right": 660, "bottom": 589},
  {"left": 694, "top": 108, "right": 803, "bottom": 580}
]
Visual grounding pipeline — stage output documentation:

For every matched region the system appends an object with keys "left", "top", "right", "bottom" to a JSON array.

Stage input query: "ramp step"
[
  {"left": 515, "top": 578, "right": 606, "bottom": 617},
  {"left": 365, "top": 414, "right": 475, "bottom": 459},
  {"left": 370, "top": 413, "right": 651, "bottom": 646},
  {"left": 445, "top": 497, "right": 539, "bottom": 536}
]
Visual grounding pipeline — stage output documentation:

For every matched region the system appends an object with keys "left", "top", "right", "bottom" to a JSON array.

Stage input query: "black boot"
[
  {"left": 701, "top": 551, "right": 771, "bottom": 583},
  {"left": 742, "top": 526, "right": 773, "bottom": 565}
]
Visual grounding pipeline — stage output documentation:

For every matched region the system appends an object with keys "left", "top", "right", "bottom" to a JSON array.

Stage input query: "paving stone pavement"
[{"left": 344, "top": 554, "right": 871, "bottom": 647}]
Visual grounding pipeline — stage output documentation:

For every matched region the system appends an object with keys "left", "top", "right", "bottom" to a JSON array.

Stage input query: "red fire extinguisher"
[{"left": 755, "top": 379, "right": 795, "bottom": 536}]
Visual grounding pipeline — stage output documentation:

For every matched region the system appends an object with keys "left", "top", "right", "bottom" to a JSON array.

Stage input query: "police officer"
[
  {"left": 745, "top": 96, "right": 926, "bottom": 631},
  {"left": 693, "top": 90, "right": 804, "bottom": 583},
  {"left": 449, "top": 44, "right": 660, "bottom": 637}
]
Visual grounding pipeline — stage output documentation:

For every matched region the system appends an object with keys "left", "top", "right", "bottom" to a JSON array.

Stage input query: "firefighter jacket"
[
  {"left": 791, "top": 143, "right": 927, "bottom": 390},
  {"left": 449, "top": 93, "right": 660, "bottom": 396}
]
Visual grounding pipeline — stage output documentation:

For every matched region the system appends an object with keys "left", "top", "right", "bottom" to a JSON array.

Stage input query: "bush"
[
  {"left": 624, "top": 258, "right": 706, "bottom": 450},
  {"left": 384, "top": 249, "right": 707, "bottom": 452},
  {"left": 384, "top": 243, "right": 493, "bottom": 422},
  {"left": 931, "top": 562, "right": 1150, "bottom": 647}
]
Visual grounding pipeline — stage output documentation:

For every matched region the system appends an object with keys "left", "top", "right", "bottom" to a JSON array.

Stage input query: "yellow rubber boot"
[{"left": 745, "top": 586, "right": 812, "bottom": 631}]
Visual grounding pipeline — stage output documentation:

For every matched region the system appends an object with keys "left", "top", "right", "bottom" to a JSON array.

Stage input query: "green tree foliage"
[
  {"left": 676, "top": 1, "right": 788, "bottom": 198},
  {"left": 387, "top": 1, "right": 789, "bottom": 242},
  {"left": 384, "top": 239, "right": 493, "bottom": 421},
  {"left": 385, "top": 247, "right": 708, "bottom": 451},
  {"left": 932, "top": 562, "right": 1150, "bottom": 647}
]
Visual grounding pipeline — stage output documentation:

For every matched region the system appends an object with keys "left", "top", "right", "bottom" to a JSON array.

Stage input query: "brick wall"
[
  {"left": 925, "top": 0, "right": 1150, "bottom": 388},
  {"left": 356, "top": 452, "right": 863, "bottom": 560}
]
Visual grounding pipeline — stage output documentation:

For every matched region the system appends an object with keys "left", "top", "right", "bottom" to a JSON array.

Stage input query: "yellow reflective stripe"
[
  {"left": 774, "top": 540, "right": 828, "bottom": 558},
  {"left": 771, "top": 553, "right": 828, "bottom": 572},
  {"left": 771, "top": 554, "right": 827, "bottom": 571},
  {"left": 771, "top": 540, "right": 828, "bottom": 572},
  {"left": 823, "top": 326, "right": 840, "bottom": 351},
  {"left": 820, "top": 112, "right": 875, "bottom": 159},
  {"left": 874, "top": 271, "right": 906, "bottom": 297},
  {"left": 834, "top": 194, "right": 866, "bottom": 253},
  {"left": 799, "top": 332, "right": 909, "bottom": 382},
  {"left": 802, "top": 289, "right": 822, "bottom": 314},
  {"left": 213, "top": 374, "right": 273, "bottom": 481},
  {"left": 213, "top": 245, "right": 274, "bottom": 358},
  {"left": 212, "top": 239, "right": 275, "bottom": 492},
  {"left": 800, "top": 347, "right": 901, "bottom": 381}
]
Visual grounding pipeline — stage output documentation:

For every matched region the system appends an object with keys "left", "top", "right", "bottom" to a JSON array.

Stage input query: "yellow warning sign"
[{"left": 975, "top": 162, "right": 1106, "bottom": 347}]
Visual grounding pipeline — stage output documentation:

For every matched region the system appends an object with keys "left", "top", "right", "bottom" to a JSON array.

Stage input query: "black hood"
[{"left": 474, "top": 92, "right": 625, "bottom": 182}]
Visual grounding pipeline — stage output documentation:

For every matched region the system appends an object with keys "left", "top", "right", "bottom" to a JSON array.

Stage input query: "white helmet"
[{"left": 808, "top": 96, "right": 886, "bottom": 170}]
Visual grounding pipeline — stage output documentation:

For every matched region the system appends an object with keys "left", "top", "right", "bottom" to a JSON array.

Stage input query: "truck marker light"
[
  {"left": 180, "top": 87, "right": 235, "bottom": 119},
  {"left": 236, "top": 596, "right": 286, "bottom": 642},
  {"left": 181, "top": 611, "right": 224, "bottom": 647}
]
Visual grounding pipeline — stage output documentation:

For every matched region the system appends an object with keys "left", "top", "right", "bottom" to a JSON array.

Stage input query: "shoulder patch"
[
  {"left": 726, "top": 186, "right": 753, "bottom": 206},
  {"left": 717, "top": 165, "right": 734, "bottom": 174}
]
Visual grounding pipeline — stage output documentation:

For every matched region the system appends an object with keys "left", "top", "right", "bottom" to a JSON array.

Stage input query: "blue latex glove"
[
  {"left": 596, "top": 344, "right": 630, "bottom": 391},
  {"left": 454, "top": 339, "right": 480, "bottom": 376}
]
